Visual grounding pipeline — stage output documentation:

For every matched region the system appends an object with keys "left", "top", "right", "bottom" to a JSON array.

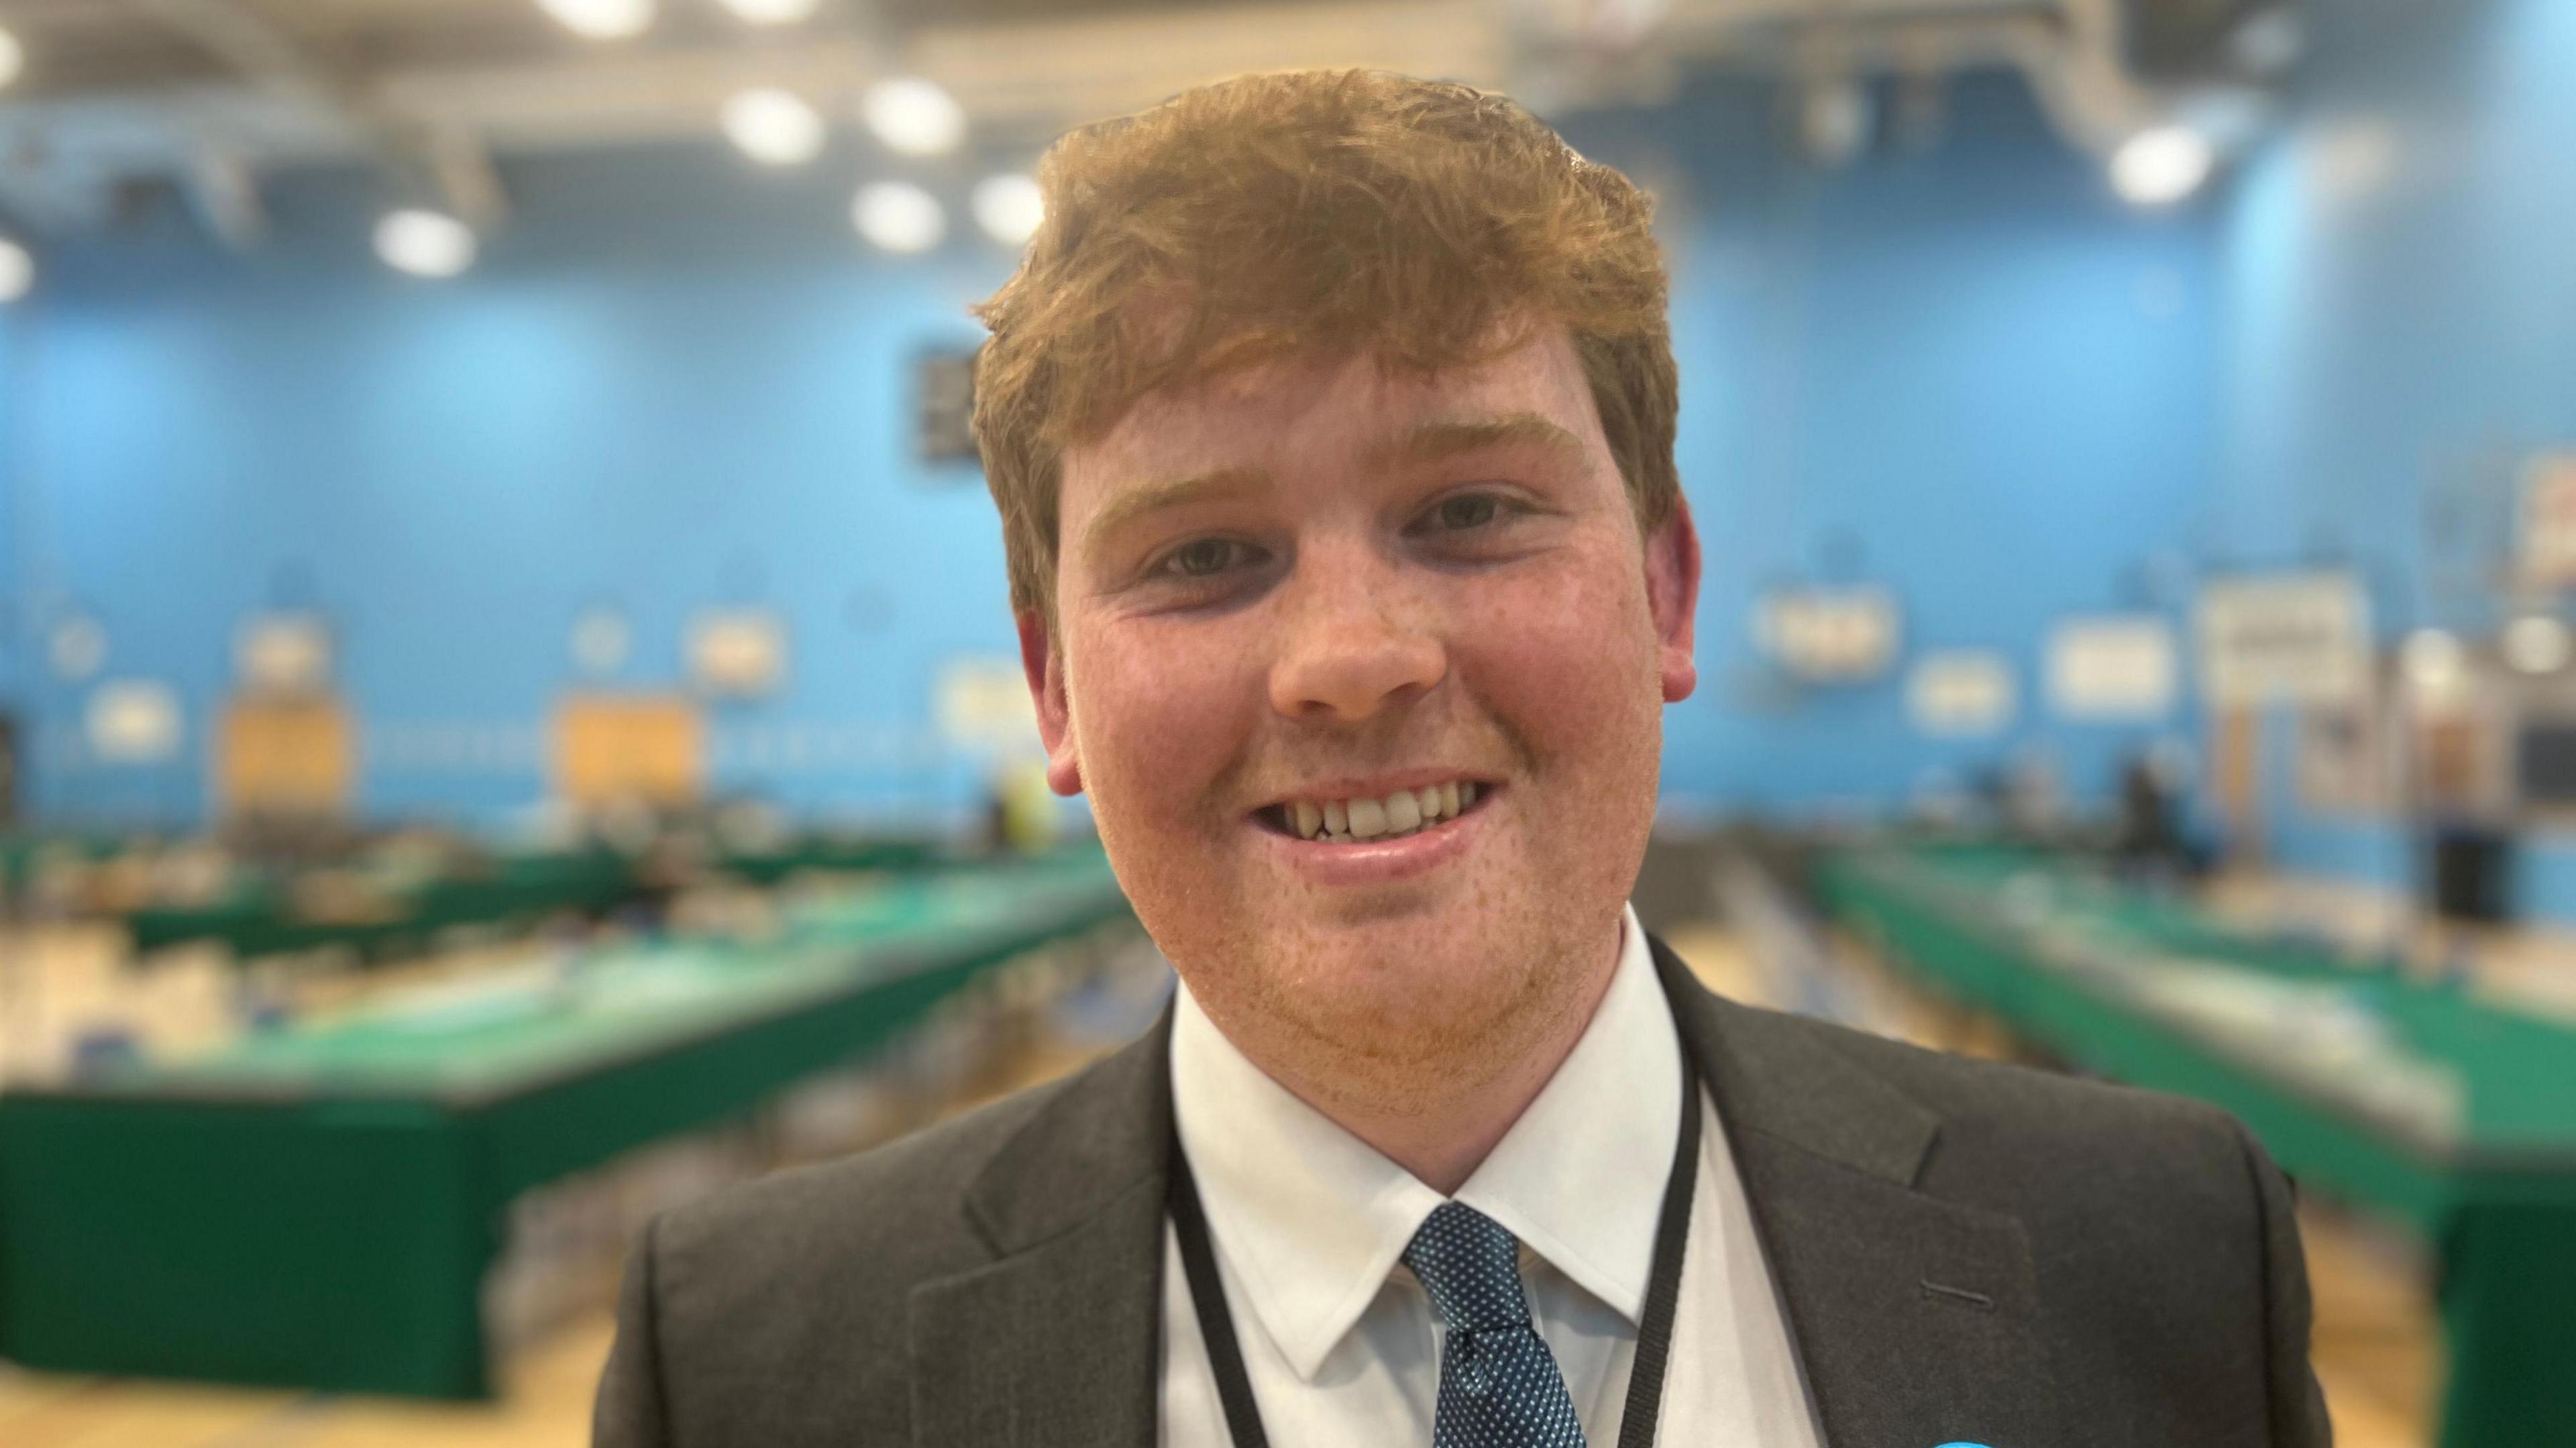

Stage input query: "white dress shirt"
[{"left": 1159, "top": 905, "right": 1825, "bottom": 1447}]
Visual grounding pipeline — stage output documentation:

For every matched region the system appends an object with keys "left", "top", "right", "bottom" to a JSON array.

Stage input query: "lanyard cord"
[
  {"left": 1168, "top": 1127, "right": 1275, "bottom": 1448},
  {"left": 1166, "top": 1052, "right": 1703, "bottom": 1448},
  {"left": 1617, "top": 1052, "right": 1702, "bottom": 1448}
]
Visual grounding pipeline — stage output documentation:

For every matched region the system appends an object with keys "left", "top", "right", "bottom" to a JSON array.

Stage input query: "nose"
[{"left": 1267, "top": 543, "right": 1447, "bottom": 722}]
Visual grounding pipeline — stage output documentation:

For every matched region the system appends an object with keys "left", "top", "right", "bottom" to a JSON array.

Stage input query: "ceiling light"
[
  {"left": 971, "top": 173, "right": 1044, "bottom": 247},
  {"left": 853, "top": 182, "right": 945, "bottom": 254},
  {"left": 536, "top": 0, "right": 654, "bottom": 40},
  {"left": 0, "top": 237, "right": 33, "bottom": 302},
  {"left": 2112, "top": 126, "right": 2216, "bottom": 207},
  {"left": 0, "top": 27, "right": 24, "bottom": 91},
  {"left": 863, "top": 78, "right": 965, "bottom": 157},
  {"left": 375, "top": 210, "right": 478, "bottom": 278},
  {"left": 717, "top": 0, "right": 818, "bottom": 22},
  {"left": 1796, "top": 75, "right": 1873, "bottom": 169},
  {"left": 722, "top": 89, "right": 826, "bottom": 166},
  {"left": 2505, "top": 616, "right": 2573, "bottom": 675}
]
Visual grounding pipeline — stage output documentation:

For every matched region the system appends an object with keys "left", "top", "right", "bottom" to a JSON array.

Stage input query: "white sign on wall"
[
  {"left": 50, "top": 616, "right": 108, "bottom": 681},
  {"left": 2520, "top": 451, "right": 2576, "bottom": 588},
  {"left": 1907, "top": 651, "right": 2017, "bottom": 738},
  {"left": 688, "top": 610, "right": 789, "bottom": 698},
  {"left": 235, "top": 613, "right": 333, "bottom": 694},
  {"left": 88, "top": 679, "right": 184, "bottom": 764},
  {"left": 570, "top": 606, "right": 633, "bottom": 677},
  {"left": 936, "top": 657, "right": 1039, "bottom": 754},
  {"left": 2196, "top": 573, "right": 2371, "bottom": 706},
  {"left": 2047, "top": 616, "right": 2179, "bottom": 721},
  {"left": 1754, "top": 586, "right": 1902, "bottom": 683}
]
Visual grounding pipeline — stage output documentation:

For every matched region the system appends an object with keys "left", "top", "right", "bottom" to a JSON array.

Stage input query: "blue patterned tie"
[{"left": 1403, "top": 1203, "right": 1588, "bottom": 1448}]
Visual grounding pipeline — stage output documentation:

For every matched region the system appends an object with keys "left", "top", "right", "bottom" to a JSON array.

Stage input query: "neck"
[
  {"left": 1224, "top": 921, "right": 1627, "bottom": 1196},
  {"left": 1334, "top": 1008, "right": 1598, "bottom": 1195}
]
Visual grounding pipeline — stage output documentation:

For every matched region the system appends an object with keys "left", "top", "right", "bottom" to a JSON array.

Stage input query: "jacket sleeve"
[
  {"left": 2237, "top": 1122, "right": 2334, "bottom": 1447},
  {"left": 594, "top": 1214, "right": 676, "bottom": 1448}
]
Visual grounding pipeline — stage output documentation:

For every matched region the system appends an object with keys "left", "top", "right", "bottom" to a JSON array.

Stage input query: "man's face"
[{"left": 1026, "top": 325, "right": 1699, "bottom": 1102}]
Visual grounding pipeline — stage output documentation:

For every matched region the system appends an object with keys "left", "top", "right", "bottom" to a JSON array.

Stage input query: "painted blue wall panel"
[
  {"left": 1621, "top": 76, "right": 2221, "bottom": 816},
  {"left": 5, "top": 76, "right": 2227, "bottom": 831},
  {"left": 2216, "top": 0, "right": 2576, "bottom": 919},
  {"left": 13, "top": 148, "right": 1011, "bottom": 827}
]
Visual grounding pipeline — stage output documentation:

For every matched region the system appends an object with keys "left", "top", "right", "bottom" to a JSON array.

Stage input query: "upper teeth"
[{"left": 1286, "top": 781, "right": 1479, "bottom": 842}]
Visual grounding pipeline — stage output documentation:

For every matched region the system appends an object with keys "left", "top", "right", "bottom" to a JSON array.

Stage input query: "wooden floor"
[
  {"left": 1, "top": 1313, "right": 616, "bottom": 1448},
  {"left": 8, "top": 907, "right": 2450, "bottom": 1447}
]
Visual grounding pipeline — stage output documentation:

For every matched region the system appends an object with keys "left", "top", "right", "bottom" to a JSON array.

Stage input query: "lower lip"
[{"left": 1255, "top": 794, "right": 1491, "bottom": 887}]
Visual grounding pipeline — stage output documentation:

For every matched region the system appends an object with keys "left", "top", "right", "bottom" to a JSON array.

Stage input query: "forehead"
[{"left": 1057, "top": 326, "right": 1605, "bottom": 510}]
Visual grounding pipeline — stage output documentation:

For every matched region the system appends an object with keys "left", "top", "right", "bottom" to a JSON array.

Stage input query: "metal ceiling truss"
[{"left": 0, "top": 0, "right": 2279, "bottom": 246}]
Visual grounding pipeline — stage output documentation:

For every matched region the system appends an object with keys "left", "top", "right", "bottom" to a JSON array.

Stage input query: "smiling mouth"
[{"left": 1256, "top": 779, "right": 1489, "bottom": 844}]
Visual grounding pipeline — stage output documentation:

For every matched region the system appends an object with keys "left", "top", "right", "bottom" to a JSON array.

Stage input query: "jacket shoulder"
[
  {"left": 657, "top": 1060, "right": 1083, "bottom": 1308},
  {"left": 628, "top": 1054, "right": 1122, "bottom": 1445},
  {"left": 1713, "top": 1001, "right": 2316, "bottom": 1439},
  {"left": 1738, "top": 1001, "right": 2265, "bottom": 1203}
]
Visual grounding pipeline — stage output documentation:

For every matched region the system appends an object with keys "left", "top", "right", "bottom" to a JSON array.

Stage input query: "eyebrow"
[
  {"left": 1078, "top": 465, "right": 1271, "bottom": 557},
  {"left": 1366, "top": 413, "right": 1590, "bottom": 469}
]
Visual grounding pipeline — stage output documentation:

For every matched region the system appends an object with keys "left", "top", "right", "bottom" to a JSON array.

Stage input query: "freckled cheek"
[
  {"left": 1450, "top": 559, "right": 1659, "bottom": 757},
  {"left": 1069, "top": 626, "right": 1265, "bottom": 830}
]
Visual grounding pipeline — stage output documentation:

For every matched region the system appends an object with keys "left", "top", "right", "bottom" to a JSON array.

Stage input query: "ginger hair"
[{"left": 971, "top": 68, "right": 1678, "bottom": 624}]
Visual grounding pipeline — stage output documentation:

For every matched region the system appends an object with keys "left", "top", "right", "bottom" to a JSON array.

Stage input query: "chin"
[{"left": 1238, "top": 905, "right": 1552, "bottom": 1067}]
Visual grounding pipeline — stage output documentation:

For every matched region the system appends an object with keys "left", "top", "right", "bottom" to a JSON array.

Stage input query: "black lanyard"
[{"left": 1167, "top": 1052, "right": 1703, "bottom": 1448}]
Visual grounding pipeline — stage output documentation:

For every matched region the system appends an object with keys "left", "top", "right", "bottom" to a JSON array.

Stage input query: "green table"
[
  {"left": 0, "top": 832, "right": 135, "bottom": 892},
  {"left": 0, "top": 852, "right": 1134, "bottom": 1398},
  {"left": 1815, "top": 843, "right": 2576, "bottom": 1448},
  {"left": 123, "top": 846, "right": 643, "bottom": 960},
  {"left": 714, "top": 834, "right": 941, "bottom": 886}
]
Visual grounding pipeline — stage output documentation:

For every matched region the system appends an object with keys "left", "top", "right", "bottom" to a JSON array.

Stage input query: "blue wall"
[
  {"left": 1583, "top": 79, "right": 2223, "bottom": 818},
  {"left": 9, "top": 146, "right": 1015, "bottom": 828},
  {"left": 5, "top": 70, "right": 2235, "bottom": 832},
  {"left": 2215, "top": 0, "right": 2576, "bottom": 911}
]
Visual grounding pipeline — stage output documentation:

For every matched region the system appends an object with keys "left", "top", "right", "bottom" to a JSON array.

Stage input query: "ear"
[
  {"left": 1017, "top": 608, "right": 1085, "bottom": 796},
  {"left": 1645, "top": 496, "right": 1701, "bottom": 704}
]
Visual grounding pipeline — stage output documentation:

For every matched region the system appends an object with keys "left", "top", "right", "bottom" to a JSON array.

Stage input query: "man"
[{"left": 596, "top": 69, "right": 2330, "bottom": 1447}]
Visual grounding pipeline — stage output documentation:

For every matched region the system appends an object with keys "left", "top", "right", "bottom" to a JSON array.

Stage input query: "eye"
[
  {"left": 1159, "top": 537, "right": 1260, "bottom": 579},
  {"left": 1432, "top": 494, "right": 1502, "bottom": 531},
  {"left": 1412, "top": 490, "right": 1527, "bottom": 539}
]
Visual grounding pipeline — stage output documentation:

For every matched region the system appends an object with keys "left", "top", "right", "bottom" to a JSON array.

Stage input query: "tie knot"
[{"left": 1401, "top": 1202, "right": 1534, "bottom": 1335}]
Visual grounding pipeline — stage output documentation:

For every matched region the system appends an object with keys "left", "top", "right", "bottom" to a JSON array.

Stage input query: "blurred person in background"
[{"left": 596, "top": 68, "right": 2329, "bottom": 1448}]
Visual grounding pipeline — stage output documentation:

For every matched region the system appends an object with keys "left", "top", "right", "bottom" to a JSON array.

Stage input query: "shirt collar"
[{"left": 1169, "top": 905, "right": 1682, "bottom": 1381}]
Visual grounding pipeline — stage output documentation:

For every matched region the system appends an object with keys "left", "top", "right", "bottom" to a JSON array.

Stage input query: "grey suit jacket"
[{"left": 594, "top": 938, "right": 2332, "bottom": 1447}]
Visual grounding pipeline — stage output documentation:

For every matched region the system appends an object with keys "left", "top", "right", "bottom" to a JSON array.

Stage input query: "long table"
[
  {"left": 123, "top": 846, "right": 641, "bottom": 959},
  {"left": 1815, "top": 843, "right": 2576, "bottom": 1448},
  {"left": 0, "top": 851, "right": 1134, "bottom": 1398},
  {"left": 117, "top": 834, "right": 946, "bottom": 962}
]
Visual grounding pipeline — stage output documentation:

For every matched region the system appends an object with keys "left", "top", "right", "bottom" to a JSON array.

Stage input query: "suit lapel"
[
  {"left": 1655, "top": 938, "right": 2070, "bottom": 1448},
  {"left": 906, "top": 948, "right": 2074, "bottom": 1448},
  {"left": 909, "top": 1009, "right": 1173, "bottom": 1448}
]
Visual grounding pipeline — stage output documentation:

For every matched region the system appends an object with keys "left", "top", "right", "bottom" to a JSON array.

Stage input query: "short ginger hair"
[{"left": 971, "top": 68, "right": 1679, "bottom": 624}]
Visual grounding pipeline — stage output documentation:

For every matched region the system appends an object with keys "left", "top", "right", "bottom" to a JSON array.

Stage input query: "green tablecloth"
[
  {"left": 119, "top": 834, "right": 953, "bottom": 960},
  {"left": 123, "top": 847, "right": 643, "bottom": 959},
  {"left": 0, "top": 852, "right": 1134, "bottom": 1398},
  {"left": 713, "top": 834, "right": 941, "bottom": 886},
  {"left": 0, "top": 832, "right": 132, "bottom": 891},
  {"left": 1816, "top": 844, "right": 2576, "bottom": 1448}
]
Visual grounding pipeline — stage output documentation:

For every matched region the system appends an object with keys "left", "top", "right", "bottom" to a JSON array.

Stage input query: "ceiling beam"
[
  {"left": 182, "top": 142, "right": 266, "bottom": 249},
  {"left": 127, "top": 0, "right": 508, "bottom": 229}
]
